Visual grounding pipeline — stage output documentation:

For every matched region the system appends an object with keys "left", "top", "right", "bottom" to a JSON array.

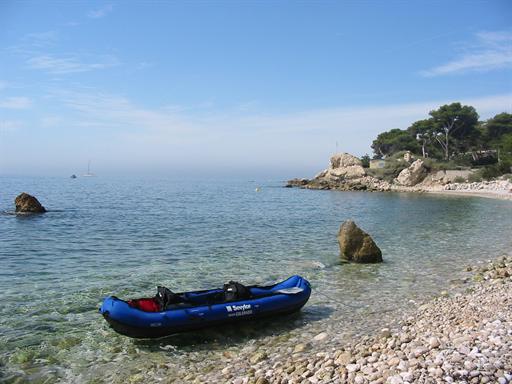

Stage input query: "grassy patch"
[{"left": 367, "top": 158, "right": 409, "bottom": 182}]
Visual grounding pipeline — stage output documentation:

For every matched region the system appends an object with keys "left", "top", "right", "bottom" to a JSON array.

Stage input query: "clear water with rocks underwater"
[{"left": 1, "top": 176, "right": 511, "bottom": 383}]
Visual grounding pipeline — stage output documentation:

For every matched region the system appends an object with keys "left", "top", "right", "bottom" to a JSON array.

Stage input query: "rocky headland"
[
  {"left": 286, "top": 153, "right": 512, "bottom": 201},
  {"left": 286, "top": 153, "right": 391, "bottom": 192}
]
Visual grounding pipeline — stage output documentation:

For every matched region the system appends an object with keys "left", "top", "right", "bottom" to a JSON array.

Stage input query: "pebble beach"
[{"left": 193, "top": 256, "right": 512, "bottom": 384}]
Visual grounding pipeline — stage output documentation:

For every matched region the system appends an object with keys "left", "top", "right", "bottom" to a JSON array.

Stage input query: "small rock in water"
[
  {"left": 380, "top": 328, "right": 392, "bottom": 339},
  {"left": 293, "top": 343, "right": 309, "bottom": 353},
  {"left": 250, "top": 352, "right": 268, "bottom": 364},
  {"left": 311, "top": 261, "right": 326, "bottom": 269},
  {"left": 313, "top": 332, "right": 328, "bottom": 342}
]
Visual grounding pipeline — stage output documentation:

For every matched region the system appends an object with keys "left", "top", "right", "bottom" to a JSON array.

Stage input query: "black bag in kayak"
[
  {"left": 223, "top": 281, "right": 251, "bottom": 301},
  {"left": 156, "top": 286, "right": 182, "bottom": 310}
]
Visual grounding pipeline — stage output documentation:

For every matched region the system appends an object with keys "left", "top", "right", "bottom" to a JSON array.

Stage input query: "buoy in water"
[{"left": 255, "top": 187, "right": 261, "bottom": 192}]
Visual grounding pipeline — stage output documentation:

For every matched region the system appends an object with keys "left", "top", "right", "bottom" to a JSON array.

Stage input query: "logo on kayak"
[{"left": 226, "top": 303, "right": 252, "bottom": 317}]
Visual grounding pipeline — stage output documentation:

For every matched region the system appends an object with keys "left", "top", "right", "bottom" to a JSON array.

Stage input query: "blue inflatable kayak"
[{"left": 99, "top": 275, "right": 311, "bottom": 338}]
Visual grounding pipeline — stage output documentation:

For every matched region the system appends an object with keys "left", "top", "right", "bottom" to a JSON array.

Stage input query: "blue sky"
[{"left": 0, "top": 1, "right": 511, "bottom": 177}]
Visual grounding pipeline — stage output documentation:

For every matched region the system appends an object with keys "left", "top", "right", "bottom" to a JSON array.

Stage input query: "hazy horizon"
[{"left": 1, "top": 1, "right": 511, "bottom": 178}]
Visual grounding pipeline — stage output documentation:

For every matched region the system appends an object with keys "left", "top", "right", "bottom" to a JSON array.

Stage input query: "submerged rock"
[
  {"left": 285, "top": 178, "right": 310, "bottom": 187},
  {"left": 249, "top": 351, "right": 268, "bottom": 364},
  {"left": 313, "top": 332, "right": 329, "bottom": 342},
  {"left": 14, "top": 193, "right": 46, "bottom": 213},
  {"left": 337, "top": 220, "right": 382, "bottom": 263}
]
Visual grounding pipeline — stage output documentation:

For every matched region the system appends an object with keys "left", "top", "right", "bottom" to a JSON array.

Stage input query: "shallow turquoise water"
[{"left": 0, "top": 177, "right": 511, "bottom": 382}]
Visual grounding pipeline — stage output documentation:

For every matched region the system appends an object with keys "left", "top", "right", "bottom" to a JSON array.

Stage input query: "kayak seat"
[
  {"left": 126, "top": 277, "right": 303, "bottom": 312},
  {"left": 128, "top": 286, "right": 189, "bottom": 312}
]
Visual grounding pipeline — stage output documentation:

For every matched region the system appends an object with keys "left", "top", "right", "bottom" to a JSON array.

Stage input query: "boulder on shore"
[
  {"left": 330, "top": 153, "right": 363, "bottom": 169},
  {"left": 395, "top": 159, "right": 428, "bottom": 186},
  {"left": 15, "top": 193, "right": 46, "bottom": 213},
  {"left": 337, "top": 220, "right": 382, "bottom": 263},
  {"left": 326, "top": 153, "right": 366, "bottom": 181}
]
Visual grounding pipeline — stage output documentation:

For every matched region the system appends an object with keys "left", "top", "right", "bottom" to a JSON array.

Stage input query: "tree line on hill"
[{"left": 368, "top": 103, "right": 512, "bottom": 176}]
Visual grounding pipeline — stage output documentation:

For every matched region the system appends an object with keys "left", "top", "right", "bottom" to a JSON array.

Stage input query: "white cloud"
[
  {"left": 87, "top": 4, "right": 113, "bottom": 19},
  {"left": 420, "top": 30, "right": 512, "bottom": 77},
  {"left": 45, "top": 90, "right": 512, "bottom": 170},
  {"left": 0, "top": 97, "right": 32, "bottom": 109},
  {"left": 52, "top": 90, "right": 512, "bottom": 138},
  {"left": 27, "top": 54, "right": 120, "bottom": 74},
  {"left": 52, "top": 90, "right": 196, "bottom": 134},
  {"left": 3, "top": 89, "right": 511, "bottom": 176}
]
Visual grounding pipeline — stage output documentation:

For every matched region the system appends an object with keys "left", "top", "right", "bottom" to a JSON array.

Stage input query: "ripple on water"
[{"left": 1, "top": 177, "right": 511, "bottom": 382}]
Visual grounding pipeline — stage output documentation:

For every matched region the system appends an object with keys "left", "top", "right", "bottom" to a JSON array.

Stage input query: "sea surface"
[{"left": 1, "top": 176, "right": 511, "bottom": 383}]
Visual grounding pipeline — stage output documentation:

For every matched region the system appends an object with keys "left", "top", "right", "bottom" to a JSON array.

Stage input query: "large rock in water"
[
  {"left": 395, "top": 159, "right": 427, "bottom": 186},
  {"left": 15, "top": 193, "right": 46, "bottom": 213},
  {"left": 337, "top": 220, "right": 382, "bottom": 263}
]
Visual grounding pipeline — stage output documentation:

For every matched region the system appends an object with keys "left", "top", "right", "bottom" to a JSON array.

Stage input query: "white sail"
[{"left": 83, "top": 160, "right": 95, "bottom": 177}]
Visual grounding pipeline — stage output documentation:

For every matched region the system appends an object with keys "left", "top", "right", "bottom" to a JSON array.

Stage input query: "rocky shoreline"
[
  {"left": 286, "top": 153, "right": 512, "bottom": 201},
  {"left": 208, "top": 256, "right": 512, "bottom": 384},
  {"left": 135, "top": 255, "right": 512, "bottom": 384}
]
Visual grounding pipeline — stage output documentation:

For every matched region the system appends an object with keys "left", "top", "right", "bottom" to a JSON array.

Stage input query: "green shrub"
[
  {"left": 480, "top": 166, "right": 501, "bottom": 180},
  {"left": 361, "top": 154, "right": 370, "bottom": 168},
  {"left": 420, "top": 158, "right": 468, "bottom": 171},
  {"left": 367, "top": 159, "right": 409, "bottom": 182},
  {"left": 435, "top": 160, "right": 460, "bottom": 171},
  {"left": 453, "top": 176, "right": 466, "bottom": 183},
  {"left": 451, "top": 152, "right": 497, "bottom": 167},
  {"left": 451, "top": 153, "right": 475, "bottom": 167},
  {"left": 478, "top": 160, "right": 512, "bottom": 180},
  {"left": 387, "top": 151, "right": 410, "bottom": 161},
  {"left": 467, "top": 172, "right": 483, "bottom": 182}
]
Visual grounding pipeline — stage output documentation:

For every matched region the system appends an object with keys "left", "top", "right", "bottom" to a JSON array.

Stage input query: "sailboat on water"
[{"left": 83, "top": 161, "right": 95, "bottom": 177}]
